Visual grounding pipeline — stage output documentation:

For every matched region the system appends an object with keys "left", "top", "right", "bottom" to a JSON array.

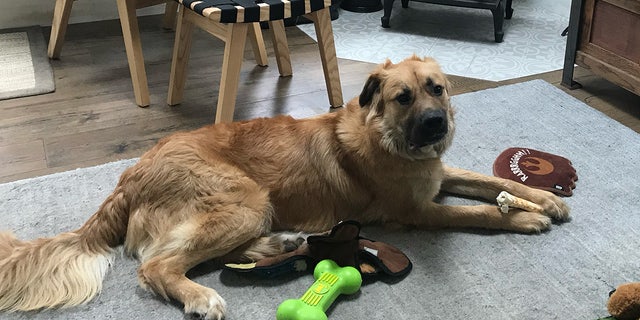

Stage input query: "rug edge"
[
  {"left": 0, "top": 26, "right": 56, "bottom": 101},
  {"left": 0, "top": 158, "right": 138, "bottom": 189}
]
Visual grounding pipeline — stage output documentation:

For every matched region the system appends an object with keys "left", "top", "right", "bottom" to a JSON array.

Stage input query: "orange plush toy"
[{"left": 606, "top": 283, "right": 640, "bottom": 320}]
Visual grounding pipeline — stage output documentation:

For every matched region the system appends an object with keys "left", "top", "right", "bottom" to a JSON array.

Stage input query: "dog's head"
[{"left": 358, "top": 55, "right": 455, "bottom": 160}]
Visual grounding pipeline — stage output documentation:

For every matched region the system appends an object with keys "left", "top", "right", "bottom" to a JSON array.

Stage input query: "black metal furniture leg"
[
  {"left": 491, "top": 0, "right": 505, "bottom": 42},
  {"left": 381, "top": 0, "right": 395, "bottom": 27},
  {"left": 561, "top": 0, "right": 584, "bottom": 89},
  {"left": 505, "top": 0, "right": 513, "bottom": 19}
]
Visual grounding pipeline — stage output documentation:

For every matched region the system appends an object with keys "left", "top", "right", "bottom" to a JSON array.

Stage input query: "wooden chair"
[
  {"left": 167, "top": 0, "right": 344, "bottom": 123},
  {"left": 47, "top": 0, "right": 268, "bottom": 107},
  {"left": 48, "top": 0, "right": 176, "bottom": 107}
]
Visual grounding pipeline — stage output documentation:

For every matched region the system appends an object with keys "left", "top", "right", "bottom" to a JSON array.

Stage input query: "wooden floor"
[{"left": 0, "top": 15, "right": 638, "bottom": 183}]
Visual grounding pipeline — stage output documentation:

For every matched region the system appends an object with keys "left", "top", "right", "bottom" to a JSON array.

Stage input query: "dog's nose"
[
  {"left": 409, "top": 109, "right": 448, "bottom": 148},
  {"left": 420, "top": 109, "right": 446, "bottom": 131}
]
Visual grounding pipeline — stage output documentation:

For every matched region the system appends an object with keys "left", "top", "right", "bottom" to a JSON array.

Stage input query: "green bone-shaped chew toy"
[{"left": 276, "top": 259, "right": 362, "bottom": 320}]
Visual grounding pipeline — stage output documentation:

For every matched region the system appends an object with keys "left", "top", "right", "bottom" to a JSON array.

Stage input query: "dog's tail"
[{"left": 0, "top": 186, "right": 130, "bottom": 312}]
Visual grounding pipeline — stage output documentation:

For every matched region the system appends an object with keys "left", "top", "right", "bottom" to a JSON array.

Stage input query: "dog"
[{"left": 0, "top": 55, "right": 569, "bottom": 319}]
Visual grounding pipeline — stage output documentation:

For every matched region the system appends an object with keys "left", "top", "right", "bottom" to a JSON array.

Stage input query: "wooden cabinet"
[{"left": 562, "top": 0, "right": 640, "bottom": 96}]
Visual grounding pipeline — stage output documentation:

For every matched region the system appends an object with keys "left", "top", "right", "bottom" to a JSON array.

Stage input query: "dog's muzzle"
[{"left": 407, "top": 109, "right": 448, "bottom": 150}]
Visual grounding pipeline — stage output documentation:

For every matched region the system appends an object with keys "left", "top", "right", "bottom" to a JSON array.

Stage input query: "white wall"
[{"left": 0, "top": 0, "right": 164, "bottom": 29}]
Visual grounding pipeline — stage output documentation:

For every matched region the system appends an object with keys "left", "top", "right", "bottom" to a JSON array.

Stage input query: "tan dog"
[{"left": 0, "top": 55, "right": 569, "bottom": 319}]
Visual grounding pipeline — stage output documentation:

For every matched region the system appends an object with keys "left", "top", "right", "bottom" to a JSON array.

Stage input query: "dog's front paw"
[
  {"left": 515, "top": 189, "right": 571, "bottom": 222},
  {"left": 503, "top": 210, "right": 552, "bottom": 233},
  {"left": 538, "top": 192, "right": 571, "bottom": 221},
  {"left": 185, "top": 288, "right": 227, "bottom": 320}
]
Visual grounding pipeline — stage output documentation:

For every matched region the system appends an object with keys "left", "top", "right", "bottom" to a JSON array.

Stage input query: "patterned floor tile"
[{"left": 298, "top": 0, "right": 571, "bottom": 81}]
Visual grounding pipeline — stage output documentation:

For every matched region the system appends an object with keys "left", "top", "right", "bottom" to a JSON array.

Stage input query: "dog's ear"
[
  {"left": 441, "top": 75, "right": 451, "bottom": 96},
  {"left": 359, "top": 74, "right": 381, "bottom": 107}
]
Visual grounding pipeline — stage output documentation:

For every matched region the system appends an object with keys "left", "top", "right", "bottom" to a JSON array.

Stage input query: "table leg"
[
  {"left": 491, "top": 1, "right": 505, "bottom": 43},
  {"left": 505, "top": 0, "right": 513, "bottom": 19}
]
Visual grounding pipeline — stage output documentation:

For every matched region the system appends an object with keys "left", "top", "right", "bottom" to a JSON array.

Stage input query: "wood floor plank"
[
  {"left": 0, "top": 140, "right": 48, "bottom": 179},
  {"left": 44, "top": 117, "right": 197, "bottom": 167}
]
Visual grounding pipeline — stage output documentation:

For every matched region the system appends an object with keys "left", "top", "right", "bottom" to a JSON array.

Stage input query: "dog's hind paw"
[
  {"left": 275, "top": 232, "right": 308, "bottom": 252},
  {"left": 185, "top": 289, "right": 227, "bottom": 320},
  {"left": 231, "top": 232, "right": 308, "bottom": 263}
]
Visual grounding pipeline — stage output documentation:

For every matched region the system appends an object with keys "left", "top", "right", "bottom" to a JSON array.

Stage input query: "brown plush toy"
[
  {"left": 607, "top": 282, "right": 640, "bottom": 320},
  {"left": 493, "top": 147, "right": 578, "bottom": 196}
]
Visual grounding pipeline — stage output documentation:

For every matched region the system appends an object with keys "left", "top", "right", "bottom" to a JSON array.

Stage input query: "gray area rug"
[
  {"left": 1, "top": 79, "right": 639, "bottom": 319},
  {"left": 0, "top": 26, "right": 55, "bottom": 101}
]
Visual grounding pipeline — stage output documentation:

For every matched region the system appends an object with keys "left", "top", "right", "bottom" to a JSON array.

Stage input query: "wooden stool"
[
  {"left": 47, "top": 0, "right": 180, "bottom": 107},
  {"left": 167, "top": 0, "right": 343, "bottom": 123}
]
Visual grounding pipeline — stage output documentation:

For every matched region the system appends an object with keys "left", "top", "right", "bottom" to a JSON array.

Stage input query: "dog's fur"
[{"left": 0, "top": 56, "right": 569, "bottom": 319}]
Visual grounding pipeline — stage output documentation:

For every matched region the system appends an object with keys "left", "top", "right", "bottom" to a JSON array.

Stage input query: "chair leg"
[
  {"left": 216, "top": 23, "right": 249, "bottom": 123},
  {"left": 307, "top": 8, "right": 343, "bottom": 107},
  {"left": 167, "top": 6, "right": 194, "bottom": 106},
  {"left": 248, "top": 23, "right": 268, "bottom": 67},
  {"left": 116, "top": 0, "right": 151, "bottom": 107},
  {"left": 267, "top": 20, "right": 292, "bottom": 77},
  {"left": 162, "top": 0, "right": 179, "bottom": 30},
  {"left": 48, "top": 0, "right": 74, "bottom": 59}
]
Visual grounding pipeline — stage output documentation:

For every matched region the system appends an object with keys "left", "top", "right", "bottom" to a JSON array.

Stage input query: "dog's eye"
[
  {"left": 426, "top": 78, "right": 444, "bottom": 97},
  {"left": 396, "top": 92, "right": 412, "bottom": 105},
  {"left": 433, "top": 85, "right": 443, "bottom": 96}
]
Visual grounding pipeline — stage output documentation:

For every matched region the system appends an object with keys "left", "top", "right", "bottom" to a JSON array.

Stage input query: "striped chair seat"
[
  {"left": 169, "top": 0, "right": 343, "bottom": 123},
  {"left": 178, "top": 0, "right": 334, "bottom": 23}
]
